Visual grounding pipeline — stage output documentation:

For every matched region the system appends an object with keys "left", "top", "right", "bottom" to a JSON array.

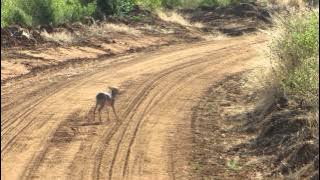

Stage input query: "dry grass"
[
  {"left": 156, "top": 11, "right": 204, "bottom": 28},
  {"left": 265, "top": 0, "right": 307, "bottom": 10},
  {"left": 201, "top": 32, "right": 227, "bottom": 40},
  {"left": 41, "top": 22, "right": 141, "bottom": 44},
  {"left": 41, "top": 30, "right": 76, "bottom": 44},
  {"left": 87, "top": 23, "right": 141, "bottom": 36},
  {"left": 139, "top": 24, "right": 175, "bottom": 34},
  {"left": 201, "top": 34, "right": 225, "bottom": 40}
]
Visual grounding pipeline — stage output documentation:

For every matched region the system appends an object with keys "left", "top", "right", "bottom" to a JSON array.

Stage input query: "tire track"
[
  {"left": 1, "top": 55, "right": 137, "bottom": 158},
  {"left": 94, "top": 47, "right": 244, "bottom": 179},
  {"left": 17, "top": 52, "right": 163, "bottom": 179},
  {"left": 101, "top": 40, "right": 261, "bottom": 179},
  {"left": 93, "top": 58, "right": 215, "bottom": 180},
  {"left": 120, "top": 52, "right": 257, "bottom": 178}
]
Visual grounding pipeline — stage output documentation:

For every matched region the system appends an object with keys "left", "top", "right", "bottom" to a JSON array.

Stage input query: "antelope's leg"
[
  {"left": 93, "top": 103, "right": 98, "bottom": 121},
  {"left": 98, "top": 103, "right": 105, "bottom": 123},
  {"left": 111, "top": 103, "right": 118, "bottom": 120},
  {"left": 106, "top": 107, "right": 110, "bottom": 121}
]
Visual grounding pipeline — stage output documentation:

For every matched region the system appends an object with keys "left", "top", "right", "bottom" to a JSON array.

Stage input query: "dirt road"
[{"left": 1, "top": 34, "right": 267, "bottom": 180}]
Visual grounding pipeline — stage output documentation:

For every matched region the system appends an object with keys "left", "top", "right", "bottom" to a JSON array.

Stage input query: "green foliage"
[
  {"left": 7, "top": 7, "right": 33, "bottom": 26},
  {"left": 118, "top": 0, "right": 135, "bottom": 15},
  {"left": 1, "top": 0, "right": 96, "bottom": 27},
  {"left": 227, "top": 159, "right": 241, "bottom": 171},
  {"left": 49, "top": 0, "right": 96, "bottom": 25},
  {"left": 1, "top": 0, "right": 18, "bottom": 26},
  {"left": 130, "top": 14, "right": 145, "bottom": 21},
  {"left": 96, "top": 0, "right": 117, "bottom": 16},
  {"left": 96, "top": 0, "right": 134, "bottom": 17},
  {"left": 271, "top": 11, "right": 319, "bottom": 109},
  {"left": 283, "top": 56, "right": 319, "bottom": 107},
  {"left": 273, "top": 11, "right": 319, "bottom": 68}
]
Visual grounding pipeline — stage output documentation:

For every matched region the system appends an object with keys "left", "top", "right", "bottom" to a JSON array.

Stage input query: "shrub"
[
  {"left": 8, "top": 7, "right": 33, "bottom": 26},
  {"left": 270, "top": 10, "right": 319, "bottom": 109},
  {"left": 1, "top": 0, "right": 20, "bottom": 26},
  {"left": 48, "top": 0, "right": 96, "bottom": 25},
  {"left": 1, "top": 0, "right": 96, "bottom": 27},
  {"left": 118, "top": 0, "right": 136, "bottom": 15}
]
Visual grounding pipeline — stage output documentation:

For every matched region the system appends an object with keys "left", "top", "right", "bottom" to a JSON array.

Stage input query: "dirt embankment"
[
  {"left": 0, "top": 7, "right": 195, "bottom": 83},
  {"left": 180, "top": 2, "right": 272, "bottom": 36},
  {"left": 191, "top": 67, "right": 319, "bottom": 179}
]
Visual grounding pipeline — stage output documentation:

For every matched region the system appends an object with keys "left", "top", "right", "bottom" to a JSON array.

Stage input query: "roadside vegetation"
[
  {"left": 270, "top": 9, "right": 319, "bottom": 129},
  {"left": 259, "top": 7, "right": 319, "bottom": 178},
  {"left": 189, "top": 1, "right": 318, "bottom": 179},
  {"left": 1, "top": 0, "right": 259, "bottom": 27}
]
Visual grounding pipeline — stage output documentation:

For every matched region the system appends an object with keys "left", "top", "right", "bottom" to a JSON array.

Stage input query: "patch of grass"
[
  {"left": 227, "top": 158, "right": 241, "bottom": 171},
  {"left": 200, "top": 0, "right": 257, "bottom": 7},
  {"left": 86, "top": 23, "right": 141, "bottom": 37},
  {"left": 41, "top": 30, "right": 76, "bottom": 44},
  {"left": 129, "top": 15, "right": 145, "bottom": 22}
]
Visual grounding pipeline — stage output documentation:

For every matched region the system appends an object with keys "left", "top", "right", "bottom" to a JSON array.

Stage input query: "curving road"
[{"left": 1, "top": 34, "right": 267, "bottom": 180}]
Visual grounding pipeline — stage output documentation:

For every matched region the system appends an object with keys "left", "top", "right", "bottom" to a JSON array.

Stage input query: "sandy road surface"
[{"left": 1, "top": 34, "right": 267, "bottom": 180}]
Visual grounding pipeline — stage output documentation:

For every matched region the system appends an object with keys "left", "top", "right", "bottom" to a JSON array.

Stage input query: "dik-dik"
[{"left": 93, "top": 87, "right": 119, "bottom": 122}]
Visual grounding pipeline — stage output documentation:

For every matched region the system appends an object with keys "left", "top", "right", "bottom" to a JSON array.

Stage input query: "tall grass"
[{"left": 270, "top": 10, "right": 319, "bottom": 109}]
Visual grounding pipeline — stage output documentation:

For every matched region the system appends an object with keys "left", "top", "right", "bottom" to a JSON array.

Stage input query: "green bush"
[
  {"left": 1, "top": 0, "right": 96, "bottom": 27},
  {"left": 1, "top": 0, "right": 19, "bottom": 26},
  {"left": 8, "top": 7, "right": 33, "bottom": 26},
  {"left": 96, "top": 0, "right": 117, "bottom": 16},
  {"left": 270, "top": 10, "right": 319, "bottom": 109},
  {"left": 49, "top": 0, "right": 96, "bottom": 25},
  {"left": 95, "top": 0, "right": 135, "bottom": 17},
  {"left": 118, "top": 0, "right": 136, "bottom": 15},
  {"left": 283, "top": 56, "right": 319, "bottom": 107},
  {"left": 273, "top": 11, "right": 319, "bottom": 68}
]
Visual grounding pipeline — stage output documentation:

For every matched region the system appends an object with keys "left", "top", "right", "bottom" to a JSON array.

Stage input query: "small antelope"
[{"left": 93, "top": 87, "right": 120, "bottom": 122}]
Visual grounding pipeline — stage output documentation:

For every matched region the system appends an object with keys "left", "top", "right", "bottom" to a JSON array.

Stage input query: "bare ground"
[{"left": 1, "top": 34, "right": 268, "bottom": 179}]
